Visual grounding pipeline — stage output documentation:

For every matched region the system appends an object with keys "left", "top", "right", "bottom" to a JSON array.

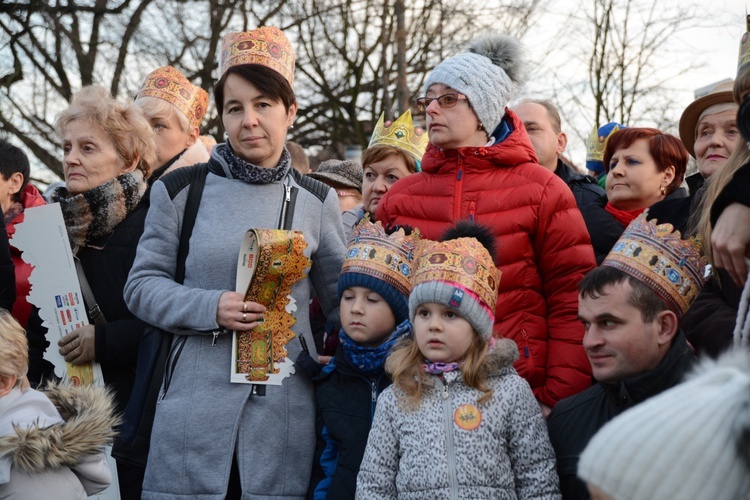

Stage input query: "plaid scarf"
[
  {"left": 52, "top": 170, "right": 146, "bottom": 251},
  {"left": 219, "top": 142, "right": 291, "bottom": 184},
  {"left": 339, "top": 320, "right": 411, "bottom": 375}
]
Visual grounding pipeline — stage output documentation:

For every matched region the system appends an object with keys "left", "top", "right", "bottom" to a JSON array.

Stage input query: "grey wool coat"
[
  {"left": 356, "top": 339, "right": 561, "bottom": 500},
  {"left": 124, "top": 145, "right": 346, "bottom": 499}
]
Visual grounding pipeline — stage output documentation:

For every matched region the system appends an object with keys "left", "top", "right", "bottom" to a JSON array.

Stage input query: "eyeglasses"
[{"left": 415, "top": 93, "right": 468, "bottom": 112}]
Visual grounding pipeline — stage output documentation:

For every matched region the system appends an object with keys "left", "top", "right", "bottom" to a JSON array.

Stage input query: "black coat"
[
  {"left": 555, "top": 160, "right": 605, "bottom": 210},
  {"left": 547, "top": 332, "right": 695, "bottom": 499},
  {"left": 680, "top": 163, "right": 750, "bottom": 358},
  {"left": 711, "top": 162, "right": 750, "bottom": 224},
  {"left": 298, "top": 346, "right": 392, "bottom": 500},
  {"left": 78, "top": 201, "right": 148, "bottom": 412}
]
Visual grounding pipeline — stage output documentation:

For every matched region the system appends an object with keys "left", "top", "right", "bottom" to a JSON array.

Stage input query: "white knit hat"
[
  {"left": 578, "top": 350, "right": 750, "bottom": 500},
  {"left": 424, "top": 34, "right": 524, "bottom": 135}
]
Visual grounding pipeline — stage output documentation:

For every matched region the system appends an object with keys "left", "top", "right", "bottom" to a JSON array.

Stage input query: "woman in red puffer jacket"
[{"left": 378, "top": 34, "right": 596, "bottom": 413}]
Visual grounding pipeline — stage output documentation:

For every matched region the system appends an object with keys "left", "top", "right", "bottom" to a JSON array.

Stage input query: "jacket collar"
[
  {"left": 555, "top": 159, "right": 599, "bottom": 186},
  {"left": 603, "top": 331, "right": 695, "bottom": 407},
  {"left": 421, "top": 109, "right": 538, "bottom": 174}
]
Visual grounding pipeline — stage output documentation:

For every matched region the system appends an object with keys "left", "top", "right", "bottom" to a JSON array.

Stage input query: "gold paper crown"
[
  {"left": 341, "top": 219, "right": 421, "bottom": 297},
  {"left": 412, "top": 237, "right": 501, "bottom": 313},
  {"left": 738, "top": 14, "right": 750, "bottom": 74},
  {"left": 220, "top": 27, "right": 295, "bottom": 86},
  {"left": 368, "top": 110, "right": 429, "bottom": 164},
  {"left": 585, "top": 123, "right": 621, "bottom": 163},
  {"left": 137, "top": 66, "right": 209, "bottom": 128},
  {"left": 602, "top": 213, "right": 708, "bottom": 317}
]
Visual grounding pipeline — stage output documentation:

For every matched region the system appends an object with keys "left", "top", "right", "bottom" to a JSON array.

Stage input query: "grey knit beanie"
[
  {"left": 578, "top": 349, "right": 750, "bottom": 500},
  {"left": 307, "top": 159, "right": 363, "bottom": 192},
  {"left": 424, "top": 34, "right": 524, "bottom": 135},
  {"left": 409, "top": 281, "right": 495, "bottom": 340}
]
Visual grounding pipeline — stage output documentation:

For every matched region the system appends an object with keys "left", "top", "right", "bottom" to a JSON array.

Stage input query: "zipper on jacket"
[
  {"left": 277, "top": 183, "right": 291, "bottom": 229},
  {"left": 370, "top": 378, "right": 378, "bottom": 420},
  {"left": 157, "top": 335, "right": 188, "bottom": 404},
  {"left": 520, "top": 329, "right": 530, "bottom": 358},
  {"left": 440, "top": 378, "right": 459, "bottom": 500},
  {"left": 453, "top": 156, "right": 464, "bottom": 221},
  {"left": 468, "top": 200, "right": 476, "bottom": 222}
]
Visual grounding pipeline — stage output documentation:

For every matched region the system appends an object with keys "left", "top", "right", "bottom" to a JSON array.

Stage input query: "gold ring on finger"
[
  {"left": 242, "top": 312, "right": 247, "bottom": 322},
  {"left": 243, "top": 302, "right": 248, "bottom": 313}
]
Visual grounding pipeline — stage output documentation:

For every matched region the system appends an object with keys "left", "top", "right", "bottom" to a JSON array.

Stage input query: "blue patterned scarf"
[
  {"left": 339, "top": 320, "right": 411, "bottom": 375},
  {"left": 220, "top": 142, "right": 291, "bottom": 184}
]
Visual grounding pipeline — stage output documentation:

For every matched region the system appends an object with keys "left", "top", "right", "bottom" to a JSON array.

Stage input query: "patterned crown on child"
[
  {"left": 338, "top": 219, "right": 422, "bottom": 324},
  {"left": 602, "top": 213, "right": 708, "bottom": 317},
  {"left": 409, "top": 222, "right": 502, "bottom": 340},
  {"left": 368, "top": 110, "right": 429, "bottom": 166},
  {"left": 137, "top": 66, "right": 209, "bottom": 128},
  {"left": 220, "top": 27, "right": 295, "bottom": 85}
]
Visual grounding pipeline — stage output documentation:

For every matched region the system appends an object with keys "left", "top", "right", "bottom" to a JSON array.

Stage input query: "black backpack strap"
[{"left": 174, "top": 164, "right": 208, "bottom": 284}]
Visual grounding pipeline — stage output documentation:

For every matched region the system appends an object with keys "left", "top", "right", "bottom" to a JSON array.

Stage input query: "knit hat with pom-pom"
[
  {"left": 409, "top": 221, "right": 501, "bottom": 340},
  {"left": 424, "top": 34, "right": 524, "bottom": 135}
]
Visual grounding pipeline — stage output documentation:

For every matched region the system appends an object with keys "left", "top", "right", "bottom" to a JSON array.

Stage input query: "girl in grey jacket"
[{"left": 356, "top": 223, "right": 560, "bottom": 500}]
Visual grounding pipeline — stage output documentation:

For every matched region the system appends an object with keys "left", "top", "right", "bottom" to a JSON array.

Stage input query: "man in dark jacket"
[
  {"left": 547, "top": 214, "right": 706, "bottom": 499},
  {"left": 513, "top": 99, "right": 604, "bottom": 210}
]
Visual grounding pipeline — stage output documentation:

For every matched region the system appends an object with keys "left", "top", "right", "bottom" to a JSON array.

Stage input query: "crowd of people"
[{"left": 0, "top": 21, "right": 749, "bottom": 500}]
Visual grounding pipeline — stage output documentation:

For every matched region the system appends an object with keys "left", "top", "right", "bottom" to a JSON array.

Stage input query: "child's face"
[
  {"left": 340, "top": 286, "right": 397, "bottom": 347},
  {"left": 413, "top": 302, "right": 474, "bottom": 363}
]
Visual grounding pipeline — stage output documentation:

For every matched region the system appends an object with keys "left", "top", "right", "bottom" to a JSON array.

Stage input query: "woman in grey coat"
[{"left": 124, "top": 26, "right": 346, "bottom": 499}]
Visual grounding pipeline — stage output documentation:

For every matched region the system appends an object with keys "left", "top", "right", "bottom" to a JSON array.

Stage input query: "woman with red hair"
[{"left": 582, "top": 127, "right": 688, "bottom": 263}]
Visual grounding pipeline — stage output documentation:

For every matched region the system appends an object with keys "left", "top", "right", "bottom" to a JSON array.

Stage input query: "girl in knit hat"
[
  {"left": 298, "top": 219, "right": 419, "bottom": 499},
  {"left": 356, "top": 221, "right": 561, "bottom": 499}
]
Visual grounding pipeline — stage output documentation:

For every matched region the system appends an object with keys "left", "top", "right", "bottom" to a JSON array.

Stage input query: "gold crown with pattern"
[
  {"left": 368, "top": 110, "right": 429, "bottom": 165},
  {"left": 137, "top": 66, "right": 209, "bottom": 128},
  {"left": 738, "top": 14, "right": 750, "bottom": 74},
  {"left": 341, "top": 219, "right": 421, "bottom": 298},
  {"left": 412, "top": 237, "right": 501, "bottom": 314},
  {"left": 220, "top": 27, "right": 295, "bottom": 86},
  {"left": 602, "top": 213, "right": 708, "bottom": 317}
]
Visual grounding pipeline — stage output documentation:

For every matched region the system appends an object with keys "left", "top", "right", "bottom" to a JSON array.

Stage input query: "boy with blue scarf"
[{"left": 298, "top": 219, "right": 419, "bottom": 499}]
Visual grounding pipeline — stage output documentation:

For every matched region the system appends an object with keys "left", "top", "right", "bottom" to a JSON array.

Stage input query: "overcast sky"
[{"left": 516, "top": 0, "right": 746, "bottom": 166}]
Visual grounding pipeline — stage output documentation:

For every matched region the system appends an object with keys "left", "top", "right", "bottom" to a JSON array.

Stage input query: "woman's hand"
[
  {"left": 712, "top": 203, "right": 750, "bottom": 286},
  {"left": 217, "top": 292, "right": 266, "bottom": 331},
  {"left": 58, "top": 325, "right": 96, "bottom": 365}
]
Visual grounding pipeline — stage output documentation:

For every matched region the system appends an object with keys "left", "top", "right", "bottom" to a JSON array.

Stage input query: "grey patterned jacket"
[{"left": 356, "top": 339, "right": 561, "bottom": 500}]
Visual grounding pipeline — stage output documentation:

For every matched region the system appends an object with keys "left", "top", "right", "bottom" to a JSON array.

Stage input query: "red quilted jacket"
[
  {"left": 377, "top": 110, "right": 596, "bottom": 407},
  {"left": 6, "top": 184, "right": 46, "bottom": 326}
]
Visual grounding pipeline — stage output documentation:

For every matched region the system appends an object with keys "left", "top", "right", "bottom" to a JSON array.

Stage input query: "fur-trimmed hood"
[
  {"left": 0, "top": 382, "right": 119, "bottom": 476},
  {"left": 485, "top": 337, "right": 521, "bottom": 375}
]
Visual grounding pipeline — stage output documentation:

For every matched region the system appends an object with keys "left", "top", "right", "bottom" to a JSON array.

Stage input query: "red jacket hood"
[
  {"left": 421, "top": 109, "right": 539, "bottom": 174},
  {"left": 7, "top": 184, "right": 46, "bottom": 237}
]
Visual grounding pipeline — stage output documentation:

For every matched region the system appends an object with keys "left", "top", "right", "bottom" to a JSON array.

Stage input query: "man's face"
[
  {"left": 578, "top": 280, "right": 668, "bottom": 384},
  {"left": 514, "top": 102, "right": 566, "bottom": 172}
]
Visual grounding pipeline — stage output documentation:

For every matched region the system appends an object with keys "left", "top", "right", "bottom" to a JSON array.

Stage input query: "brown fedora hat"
[{"left": 679, "top": 80, "right": 736, "bottom": 158}]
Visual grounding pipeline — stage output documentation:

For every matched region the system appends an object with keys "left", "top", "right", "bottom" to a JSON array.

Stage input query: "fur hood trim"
[
  {"left": 0, "top": 383, "right": 120, "bottom": 473},
  {"left": 485, "top": 338, "right": 520, "bottom": 375}
]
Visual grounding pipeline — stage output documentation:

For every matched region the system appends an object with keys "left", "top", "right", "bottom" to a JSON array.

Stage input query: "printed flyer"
[{"left": 11, "top": 202, "right": 119, "bottom": 499}]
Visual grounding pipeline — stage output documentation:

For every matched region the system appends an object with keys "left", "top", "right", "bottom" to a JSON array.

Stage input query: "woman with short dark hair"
[{"left": 125, "top": 26, "right": 346, "bottom": 498}]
